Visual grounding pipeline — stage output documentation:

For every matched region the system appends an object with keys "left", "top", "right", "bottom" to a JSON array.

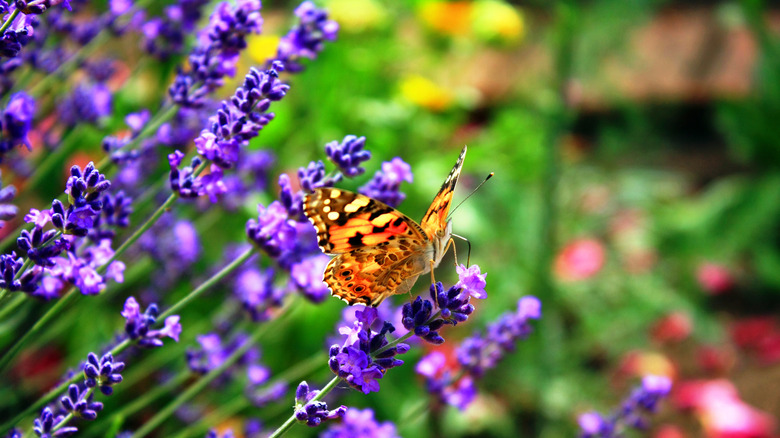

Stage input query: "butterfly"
[{"left": 303, "top": 146, "right": 466, "bottom": 306}]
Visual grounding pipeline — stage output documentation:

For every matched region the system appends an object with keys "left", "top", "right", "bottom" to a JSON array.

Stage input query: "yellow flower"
[
  {"left": 417, "top": 1, "right": 473, "bottom": 37},
  {"left": 399, "top": 75, "right": 454, "bottom": 112},
  {"left": 326, "top": 0, "right": 387, "bottom": 33},
  {"left": 246, "top": 35, "right": 281, "bottom": 65},
  {"left": 472, "top": 1, "right": 525, "bottom": 44}
]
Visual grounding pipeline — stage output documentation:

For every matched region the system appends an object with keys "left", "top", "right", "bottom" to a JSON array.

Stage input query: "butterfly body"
[{"left": 304, "top": 146, "right": 466, "bottom": 306}]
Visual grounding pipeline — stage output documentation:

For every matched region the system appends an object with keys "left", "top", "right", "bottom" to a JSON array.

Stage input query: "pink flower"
[
  {"left": 696, "top": 262, "right": 734, "bottom": 295},
  {"left": 675, "top": 380, "right": 777, "bottom": 438},
  {"left": 554, "top": 238, "right": 605, "bottom": 281}
]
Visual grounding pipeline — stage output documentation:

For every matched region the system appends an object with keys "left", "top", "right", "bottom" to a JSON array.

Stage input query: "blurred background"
[{"left": 3, "top": 0, "right": 780, "bottom": 437}]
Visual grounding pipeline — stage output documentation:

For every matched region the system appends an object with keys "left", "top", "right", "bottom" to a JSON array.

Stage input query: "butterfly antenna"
[
  {"left": 447, "top": 172, "right": 494, "bottom": 220},
  {"left": 451, "top": 233, "right": 472, "bottom": 265}
]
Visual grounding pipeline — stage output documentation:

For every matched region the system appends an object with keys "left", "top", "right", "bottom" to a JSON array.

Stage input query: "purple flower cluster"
[
  {"left": 328, "top": 307, "right": 409, "bottom": 394},
  {"left": 138, "top": 214, "right": 200, "bottom": 289},
  {"left": 168, "top": 0, "right": 263, "bottom": 108},
  {"left": 325, "top": 135, "right": 370, "bottom": 177},
  {"left": 8, "top": 162, "right": 127, "bottom": 297},
  {"left": 578, "top": 375, "right": 672, "bottom": 438},
  {"left": 30, "top": 351, "right": 124, "bottom": 436},
  {"left": 320, "top": 408, "right": 400, "bottom": 438},
  {"left": 19, "top": 0, "right": 71, "bottom": 15},
  {"left": 0, "top": 251, "right": 38, "bottom": 292},
  {"left": 57, "top": 82, "right": 112, "bottom": 127},
  {"left": 0, "top": 177, "right": 21, "bottom": 226},
  {"left": 121, "top": 297, "right": 182, "bottom": 347},
  {"left": 170, "top": 64, "right": 289, "bottom": 202},
  {"left": 359, "top": 157, "right": 413, "bottom": 208},
  {"left": 33, "top": 407, "right": 77, "bottom": 437},
  {"left": 141, "top": 0, "right": 211, "bottom": 60},
  {"left": 274, "top": 1, "right": 338, "bottom": 72},
  {"left": 456, "top": 295, "right": 541, "bottom": 377},
  {"left": 185, "top": 331, "right": 271, "bottom": 389},
  {"left": 233, "top": 264, "right": 284, "bottom": 321},
  {"left": 0, "top": 10, "right": 36, "bottom": 58},
  {"left": 415, "top": 288, "right": 541, "bottom": 410},
  {"left": 0, "top": 91, "right": 35, "bottom": 160},
  {"left": 84, "top": 352, "right": 124, "bottom": 395},
  {"left": 60, "top": 384, "right": 103, "bottom": 420},
  {"left": 246, "top": 201, "right": 298, "bottom": 260},
  {"left": 293, "top": 381, "right": 346, "bottom": 427},
  {"left": 400, "top": 265, "right": 487, "bottom": 345}
]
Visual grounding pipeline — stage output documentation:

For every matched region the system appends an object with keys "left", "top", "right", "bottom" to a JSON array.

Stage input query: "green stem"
[
  {"left": 129, "top": 314, "right": 284, "bottom": 438},
  {"left": 0, "top": 293, "right": 25, "bottom": 321},
  {"left": 161, "top": 246, "right": 256, "bottom": 320},
  {"left": 0, "top": 8, "right": 20, "bottom": 34}
]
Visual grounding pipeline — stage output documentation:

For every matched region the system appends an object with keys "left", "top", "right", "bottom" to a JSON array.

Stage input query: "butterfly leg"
[{"left": 450, "top": 233, "right": 472, "bottom": 266}]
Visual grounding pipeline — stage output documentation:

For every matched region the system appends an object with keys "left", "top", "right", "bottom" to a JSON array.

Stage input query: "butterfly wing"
[
  {"left": 420, "top": 145, "right": 466, "bottom": 237},
  {"left": 303, "top": 188, "right": 431, "bottom": 306},
  {"left": 323, "top": 246, "right": 427, "bottom": 306},
  {"left": 303, "top": 188, "right": 428, "bottom": 254}
]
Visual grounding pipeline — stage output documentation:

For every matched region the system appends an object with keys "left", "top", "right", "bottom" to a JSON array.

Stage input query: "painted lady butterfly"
[{"left": 303, "top": 146, "right": 467, "bottom": 306}]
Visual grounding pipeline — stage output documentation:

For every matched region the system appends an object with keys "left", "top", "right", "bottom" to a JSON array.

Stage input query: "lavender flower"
[
  {"left": 60, "top": 384, "right": 103, "bottom": 420},
  {"left": 0, "top": 12, "right": 35, "bottom": 58},
  {"left": 321, "top": 408, "right": 400, "bottom": 438},
  {"left": 58, "top": 82, "right": 112, "bottom": 126},
  {"left": 579, "top": 375, "right": 673, "bottom": 438},
  {"left": 401, "top": 277, "right": 480, "bottom": 346},
  {"left": 32, "top": 407, "right": 77, "bottom": 437},
  {"left": 59, "top": 162, "right": 112, "bottom": 235},
  {"left": 186, "top": 332, "right": 263, "bottom": 380},
  {"left": 169, "top": 0, "right": 263, "bottom": 108},
  {"left": 328, "top": 307, "right": 409, "bottom": 394},
  {"left": 455, "top": 296, "right": 540, "bottom": 378},
  {"left": 83, "top": 352, "right": 124, "bottom": 395},
  {"left": 246, "top": 200, "right": 297, "bottom": 259},
  {"left": 121, "top": 297, "right": 182, "bottom": 347},
  {"left": 233, "top": 266, "right": 284, "bottom": 321},
  {"left": 0, "top": 91, "right": 35, "bottom": 160},
  {"left": 359, "top": 158, "right": 413, "bottom": 208},
  {"left": 293, "top": 381, "right": 346, "bottom": 427},
  {"left": 325, "top": 135, "right": 370, "bottom": 177},
  {"left": 141, "top": 0, "right": 211, "bottom": 60},
  {"left": 274, "top": 1, "right": 338, "bottom": 72},
  {"left": 290, "top": 254, "right": 330, "bottom": 302},
  {"left": 20, "top": 0, "right": 71, "bottom": 15},
  {"left": 0, "top": 251, "right": 39, "bottom": 292},
  {"left": 170, "top": 64, "right": 289, "bottom": 202},
  {"left": 456, "top": 264, "right": 487, "bottom": 299},
  {"left": 415, "top": 295, "right": 540, "bottom": 410}
]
